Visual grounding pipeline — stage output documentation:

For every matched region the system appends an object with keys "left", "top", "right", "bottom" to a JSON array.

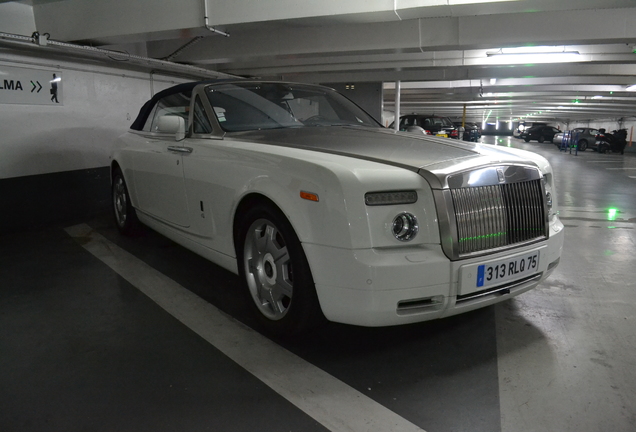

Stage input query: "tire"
[
  {"left": 112, "top": 167, "right": 139, "bottom": 235},
  {"left": 524, "top": 137, "right": 530, "bottom": 143},
  {"left": 236, "top": 203, "right": 323, "bottom": 336},
  {"left": 577, "top": 140, "right": 588, "bottom": 151},
  {"left": 599, "top": 143, "right": 611, "bottom": 154},
  {"left": 538, "top": 136, "right": 545, "bottom": 143}
]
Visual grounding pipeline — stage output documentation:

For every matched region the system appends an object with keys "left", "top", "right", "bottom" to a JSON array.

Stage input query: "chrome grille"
[{"left": 450, "top": 179, "right": 547, "bottom": 256}]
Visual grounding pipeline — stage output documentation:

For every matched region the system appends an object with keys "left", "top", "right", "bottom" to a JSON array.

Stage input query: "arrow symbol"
[{"left": 30, "top": 81, "right": 43, "bottom": 93}]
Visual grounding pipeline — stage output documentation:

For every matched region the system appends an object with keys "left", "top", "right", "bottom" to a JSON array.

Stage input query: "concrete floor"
[{"left": 1, "top": 136, "right": 635, "bottom": 432}]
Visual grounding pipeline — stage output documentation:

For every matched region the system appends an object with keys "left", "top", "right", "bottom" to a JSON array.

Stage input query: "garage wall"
[{"left": 0, "top": 48, "right": 189, "bottom": 233}]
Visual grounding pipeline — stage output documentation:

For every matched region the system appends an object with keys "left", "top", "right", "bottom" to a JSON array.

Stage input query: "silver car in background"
[
  {"left": 552, "top": 128, "right": 599, "bottom": 151},
  {"left": 569, "top": 128, "right": 599, "bottom": 151}
]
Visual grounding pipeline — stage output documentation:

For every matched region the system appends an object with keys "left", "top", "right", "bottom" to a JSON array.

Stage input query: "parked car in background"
[
  {"left": 552, "top": 128, "right": 599, "bottom": 151},
  {"left": 453, "top": 122, "right": 482, "bottom": 140},
  {"left": 111, "top": 79, "right": 563, "bottom": 335},
  {"left": 568, "top": 127, "right": 599, "bottom": 151},
  {"left": 392, "top": 114, "right": 459, "bottom": 138},
  {"left": 520, "top": 125, "right": 561, "bottom": 143}
]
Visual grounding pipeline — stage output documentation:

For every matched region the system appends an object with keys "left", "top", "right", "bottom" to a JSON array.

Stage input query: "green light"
[
  {"left": 460, "top": 232, "right": 506, "bottom": 242},
  {"left": 459, "top": 228, "right": 543, "bottom": 243},
  {"left": 608, "top": 208, "right": 618, "bottom": 221}
]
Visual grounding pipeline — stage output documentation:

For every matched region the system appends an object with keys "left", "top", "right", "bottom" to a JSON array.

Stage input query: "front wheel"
[
  {"left": 538, "top": 136, "right": 545, "bottom": 143},
  {"left": 577, "top": 140, "right": 588, "bottom": 151},
  {"left": 524, "top": 137, "right": 530, "bottom": 142},
  {"left": 237, "top": 203, "right": 323, "bottom": 336}
]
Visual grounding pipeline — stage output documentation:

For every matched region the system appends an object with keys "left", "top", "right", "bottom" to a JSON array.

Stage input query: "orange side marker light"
[{"left": 300, "top": 191, "right": 319, "bottom": 202}]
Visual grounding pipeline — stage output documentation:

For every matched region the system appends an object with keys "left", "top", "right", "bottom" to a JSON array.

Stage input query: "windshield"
[{"left": 205, "top": 82, "right": 380, "bottom": 132}]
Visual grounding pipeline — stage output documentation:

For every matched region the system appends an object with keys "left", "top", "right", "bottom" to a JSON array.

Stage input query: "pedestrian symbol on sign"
[{"left": 50, "top": 73, "right": 60, "bottom": 103}]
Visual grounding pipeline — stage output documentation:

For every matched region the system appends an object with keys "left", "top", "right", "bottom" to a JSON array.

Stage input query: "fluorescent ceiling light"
[
  {"left": 626, "top": 84, "right": 636, "bottom": 91},
  {"left": 451, "top": 0, "right": 517, "bottom": 4},
  {"left": 485, "top": 46, "right": 580, "bottom": 64},
  {"left": 487, "top": 46, "right": 579, "bottom": 56}
]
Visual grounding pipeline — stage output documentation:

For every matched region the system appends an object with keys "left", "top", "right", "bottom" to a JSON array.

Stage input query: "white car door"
[{"left": 132, "top": 133, "right": 191, "bottom": 228}]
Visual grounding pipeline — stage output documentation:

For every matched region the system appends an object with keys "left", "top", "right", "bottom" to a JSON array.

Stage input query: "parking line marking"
[
  {"left": 605, "top": 167, "right": 636, "bottom": 170},
  {"left": 629, "top": 176, "right": 636, "bottom": 179},
  {"left": 586, "top": 161, "right": 622, "bottom": 163},
  {"left": 65, "top": 223, "right": 426, "bottom": 432}
]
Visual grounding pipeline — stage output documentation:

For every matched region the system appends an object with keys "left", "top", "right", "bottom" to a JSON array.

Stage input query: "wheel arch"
[
  {"left": 232, "top": 193, "right": 286, "bottom": 255},
  {"left": 110, "top": 159, "right": 140, "bottom": 210},
  {"left": 111, "top": 160, "right": 122, "bottom": 183},
  {"left": 227, "top": 159, "right": 360, "bottom": 256}
]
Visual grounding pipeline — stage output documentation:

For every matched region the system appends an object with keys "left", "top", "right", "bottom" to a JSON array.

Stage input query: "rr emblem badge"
[{"left": 497, "top": 168, "right": 505, "bottom": 183}]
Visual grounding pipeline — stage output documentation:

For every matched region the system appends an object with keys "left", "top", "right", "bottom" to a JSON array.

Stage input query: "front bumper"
[{"left": 303, "top": 216, "right": 564, "bottom": 327}]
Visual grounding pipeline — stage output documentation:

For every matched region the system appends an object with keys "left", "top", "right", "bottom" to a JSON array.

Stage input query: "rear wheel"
[
  {"left": 112, "top": 167, "right": 139, "bottom": 235},
  {"left": 577, "top": 140, "right": 588, "bottom": 151},
  {"left": 538, "top": 136, "right": 545, "bottom": 143},
  {"left": 237, "top": 202, "right": 323, "bottom": 336},
  {"left": 524, "top": 137, "right": 530, "bottom": 142}
]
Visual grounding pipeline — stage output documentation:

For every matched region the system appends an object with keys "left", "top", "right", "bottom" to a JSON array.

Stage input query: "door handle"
[{"left": 167, "top": 146, "right": 193, "bottom": 154}]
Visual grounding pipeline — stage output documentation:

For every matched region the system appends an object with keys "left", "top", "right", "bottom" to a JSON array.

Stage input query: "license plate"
[
  {"left": 436, "top": 133, "right": 448, "bottom": 138},
  {"left": 476, "top": 252, "right": 539, "bottom": 288}
]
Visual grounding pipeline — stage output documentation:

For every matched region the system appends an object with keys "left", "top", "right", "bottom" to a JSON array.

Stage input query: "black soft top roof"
[{"left": 130, "top": 79, "right": 241, "bottom": 131}]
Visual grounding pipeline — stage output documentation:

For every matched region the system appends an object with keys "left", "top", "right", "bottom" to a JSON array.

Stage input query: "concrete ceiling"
[{"left": 9, "top": 0, "right": 636, "bottom": 124}]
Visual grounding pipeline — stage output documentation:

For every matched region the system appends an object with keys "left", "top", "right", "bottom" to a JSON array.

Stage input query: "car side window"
[
  {"left": 147, "top": 92, "right": 191, "bottom": 133},
  {"left": 399, "top": 117, "right": 413, "bottom": 129},
  {"left": 193, "top": 96, "right": 213, "bottom": 134}
]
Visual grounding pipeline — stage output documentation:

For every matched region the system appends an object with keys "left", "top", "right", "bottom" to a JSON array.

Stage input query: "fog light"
[
  {"left": 545, "top": 191, "right": 553, "bottom": 209},
  {"left": 392, "top": 213, "right": 418, "bottom": 241}
]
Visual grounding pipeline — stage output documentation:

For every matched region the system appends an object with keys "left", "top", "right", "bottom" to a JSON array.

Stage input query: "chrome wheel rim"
[
  {"left": 113, "top": 176, "right": 128, "bottom": 227},
  {"left": 243, "top": 218, "right": 293, "bottom": 320}
]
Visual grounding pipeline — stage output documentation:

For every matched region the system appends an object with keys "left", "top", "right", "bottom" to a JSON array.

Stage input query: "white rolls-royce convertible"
[{"left": 111, "top": 80, "right": 564, "bottom": 335}]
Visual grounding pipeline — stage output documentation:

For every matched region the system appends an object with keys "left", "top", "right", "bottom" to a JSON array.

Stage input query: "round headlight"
[{"left": 392, "top": 213, "right": 418, "bottom": 241}]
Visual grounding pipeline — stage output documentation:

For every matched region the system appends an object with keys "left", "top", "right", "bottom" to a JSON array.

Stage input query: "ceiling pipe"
[
  {"left": 0, "top": 31, "right": 235, "bottom": 80},
  {"left": 162, "top": 36, "right": 205, "bottom": 61},
  {"left": 203, "top": 0, "right": 230, "bottom": 37},
  {"left": 394, "top": 80, "right": 401, "bottom": 131}
]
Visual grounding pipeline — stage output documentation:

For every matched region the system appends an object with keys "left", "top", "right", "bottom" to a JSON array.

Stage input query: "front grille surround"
[
  {"left": 452, "top": 179, "right": 547, "bottom": 255},
  {"left": 431, "top": 165, "right": 549, "bottom": 261}
]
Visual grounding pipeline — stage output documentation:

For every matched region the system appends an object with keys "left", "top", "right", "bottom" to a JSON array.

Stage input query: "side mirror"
[{"left": 157, "top": 115, "right": 186, "bottom": 141}]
